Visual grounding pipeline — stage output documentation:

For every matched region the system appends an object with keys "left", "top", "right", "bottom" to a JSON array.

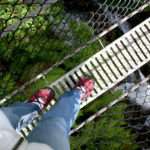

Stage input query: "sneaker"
[
  {"left": 76, "top": 77, "right": 94, "bottom": 100},
  {"left": 28, "top": 88, "right": 55, "bottom": 110}
]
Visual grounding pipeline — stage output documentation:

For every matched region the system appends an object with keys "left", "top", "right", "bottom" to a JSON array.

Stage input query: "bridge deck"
[
  {"left": 49, "top": 17, "right": 150, "bottom": 108},
  {"left": 18, "top": 17, "right": 150, "bottom": 137}
]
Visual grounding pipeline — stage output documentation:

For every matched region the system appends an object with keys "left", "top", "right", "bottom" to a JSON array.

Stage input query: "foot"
[
  {"left": 76, "top": 77, "right": 94, "bottom": 100},
  {"left": 28, "top": 88, "right": 55, "bottom": 110}
]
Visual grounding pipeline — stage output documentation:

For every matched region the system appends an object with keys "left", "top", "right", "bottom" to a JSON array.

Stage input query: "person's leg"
[
  {"left": 1, "top": 103, "right": 40, "bottom": 129},
  {"left": 1, "top": 88, "right": 54, "bottom": 129},
  {"left": 27, "top": 89, "right": 82, "bottom": 150},
  {"left": 27, "top": 78, "right": 94, "bottom": 149},
  {"left": 45, "top": 88, "right": 82, "bottom": 132}
]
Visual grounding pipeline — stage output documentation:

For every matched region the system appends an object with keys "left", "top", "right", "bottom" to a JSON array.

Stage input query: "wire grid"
[
  {"left": 6, "top": 15, "right": 150, "bottom": 149},
  {"left": 88, "top": 0, "right": 149, "bottom": 34},
  {"left": 0, "top": 1, "right": 149, "bottom": 148},
  {"left": 0, "top": 0, "right": 148, "bottom": 36},
  {"left": 70, "top": 68, "right": 150, "bottom": 150},
  {"left": 0, "top": 0, "right": 148, "bottom": 105}
]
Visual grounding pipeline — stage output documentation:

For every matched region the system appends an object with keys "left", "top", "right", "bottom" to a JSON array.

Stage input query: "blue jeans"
[{"left": 1, "top": 89, "right": 81, "bottom": 150}]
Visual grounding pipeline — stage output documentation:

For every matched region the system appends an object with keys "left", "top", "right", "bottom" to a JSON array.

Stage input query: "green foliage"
[
  {"left": 79, "top": 90, "right": 122, "bottom": 119},
  {"left": 0, "top": 1, "right": 95, "bottom": 85},
  {"left": 0, "top": 2, "right": 140, "bottom": 149},
  {"left": 69, "top": 21, "right": 94, "bottom": 45},
  {"left": 0, "top": 73, "right": 16, "bottom": 98},
  {"left": 63, "top": 41, "right": 101, "bottom": 71},
  {"left": 71, "top": 103, "right": 138, "bottom": 150},
  {"left": 144, "top": 6, "right": 150, "bottom": 12},
  {"left": 72, "top": 90, "right": 122, "bottom": 128},
  {"left": 71, "top": 90, "right": 138, "bottom": 149},
  {"left": 8, "top": 67, "right": 65, "bottom": 104},
  {"left": 22, "top": 67, "right": 65, "bottom": 98}
]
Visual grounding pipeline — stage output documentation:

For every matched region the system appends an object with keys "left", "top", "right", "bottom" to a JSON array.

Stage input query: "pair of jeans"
[{"left": 1, "top": 89, "right": 81, "bottom": 150}]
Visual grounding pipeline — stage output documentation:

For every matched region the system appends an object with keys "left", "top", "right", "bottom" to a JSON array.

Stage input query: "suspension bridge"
[
  {"left": 0, "top": 0, "right": 149, "bottom": 149},
  {"left": 18, "top": 15, "right": 150, "bottom": 137}
]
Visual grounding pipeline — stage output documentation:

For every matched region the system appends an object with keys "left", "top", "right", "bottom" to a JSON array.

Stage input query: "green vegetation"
[
  {"left": 0, "top": 1, "right": 141, "bottom": 149},
  {"left": 71, "top": 103, "right": 138, "bottom": 150},
  {"left": 70, "top": 89, "right": 138, "bottom": 150},
  {"left": 0, "top": 1, "right": 95, "bottom": 99},
  {"left": 75, "top": 90, "right": 122, "bottom": 125}
]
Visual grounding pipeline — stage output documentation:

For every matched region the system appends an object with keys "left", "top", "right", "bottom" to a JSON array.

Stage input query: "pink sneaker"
[
  {"left": 28, "top": 88, "right": 55, "bottom": 110},
  {"left": 76, "top": 77, "right": 94, "bottom": 100}
]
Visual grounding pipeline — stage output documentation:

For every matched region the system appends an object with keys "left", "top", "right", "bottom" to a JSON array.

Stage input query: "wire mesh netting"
[
  {"left": 0, "top": 0, "right": 150, "bottom": 150},
  {"left": 70, "top": 68, "right": 150, "bottom": 150},
  {"left": 0, "top": 0, "right": 149, "bottom": 105}
]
